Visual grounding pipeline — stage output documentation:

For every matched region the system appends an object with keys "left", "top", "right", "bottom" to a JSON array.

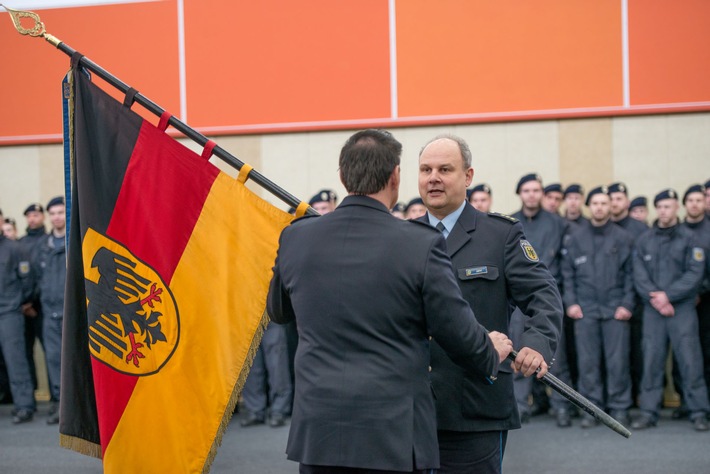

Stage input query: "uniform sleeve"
[
  {"left": 666, "top": 240, "right": 705, "bottom": 303},
  {"left": 633, "top": 238, "right": 656, "bottom": 303},
  {"left": 266, "top": 231, "right": 295, "bottom": 325},
  {"left": 505, "top": 223, "right": 562, "bottom": 363},
  {"left": 620, "top": 234, "right": 636, "bottom": 311},
  {"left": 422, "top": 235, "right": 499, "bottom": 379},
  {"left": 560, "top": 234, "right": 578, "bottom": 310},
  {"left": 14, "top": 243, "right": 34, "bottom": 304}
]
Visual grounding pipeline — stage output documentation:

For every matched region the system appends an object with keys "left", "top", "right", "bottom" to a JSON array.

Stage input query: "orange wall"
[{"left": 1, "top": 0, "right": 709, "bottom": 145}]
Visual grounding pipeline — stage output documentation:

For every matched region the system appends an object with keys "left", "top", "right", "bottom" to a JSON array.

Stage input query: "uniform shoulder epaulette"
[
  {"left": 487, "top": 212, "right": 519, "bottom": 224},
  {"left": 290, "top": 213, "right": 319, "bottom": 225}
]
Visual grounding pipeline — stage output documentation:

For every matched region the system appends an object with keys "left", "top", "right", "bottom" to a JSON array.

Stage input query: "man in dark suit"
[
  {"left": 267, "top": 129, "right": 514, "bottom": 474},
  {"left": 417, "top": 135, "right": 562, "bottom": 473}
]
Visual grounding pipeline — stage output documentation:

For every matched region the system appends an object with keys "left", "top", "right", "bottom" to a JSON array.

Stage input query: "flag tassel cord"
[{"left": 1, "top": 4, "right": 316, "bottom": 215}]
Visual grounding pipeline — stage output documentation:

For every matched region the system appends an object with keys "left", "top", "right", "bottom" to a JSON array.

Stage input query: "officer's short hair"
[
  {"left": 419, "top": 134, "right": 472, "bottom": 170},
  {"left": 339, "top": 129, "right": 401, "bottom": 195}
]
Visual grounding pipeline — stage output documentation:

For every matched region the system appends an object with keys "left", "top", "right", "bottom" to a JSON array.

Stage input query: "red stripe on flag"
[{"left": 92, "top": 120, "right": 219, "bottom": 453}]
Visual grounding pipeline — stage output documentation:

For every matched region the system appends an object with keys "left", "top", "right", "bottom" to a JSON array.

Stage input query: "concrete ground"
[{"left": 1, "top": 401, "right": 709, "bottom": 473}]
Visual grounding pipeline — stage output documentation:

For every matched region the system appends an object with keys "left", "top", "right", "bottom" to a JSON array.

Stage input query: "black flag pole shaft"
[
  {"left": 1, "top": 4, "right": 317, "bottom": 215},
  {"left": 506, "top": 350, "right": 632, "bottom": 438}
]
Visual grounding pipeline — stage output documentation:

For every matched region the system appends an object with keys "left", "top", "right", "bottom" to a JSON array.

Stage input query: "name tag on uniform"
[
  {"left": 465, "top": 266, "right": 488, "bottom": 277},
  {"left": 18, "top": 261, "right": 30, "bottom": 276},
  {"left": 574, "top": 256, "right": 587, "bottom": 266},
  {"left": 643, "top": 254, "right": 652, "bottom": 262}
]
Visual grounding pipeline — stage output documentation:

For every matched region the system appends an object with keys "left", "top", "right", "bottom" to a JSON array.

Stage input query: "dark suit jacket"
[
  {"left": 420, "top": 204, "right": 562, "bottom": 432},
  {"left": 267, "top": 195, "right": 499, "bottom": 471}
]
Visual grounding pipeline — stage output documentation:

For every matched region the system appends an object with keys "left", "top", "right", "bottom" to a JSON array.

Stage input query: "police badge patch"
[
  {"left": 693, "top": 247, "right": 705, "bottom": 262},
  {"left": 520, "top": 240, "right": 539, "bottom": 262}
]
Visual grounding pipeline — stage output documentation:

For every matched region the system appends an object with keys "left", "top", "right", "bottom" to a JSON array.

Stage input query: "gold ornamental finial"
[{"left": 1, "top": 4, "right": 61, "bottom": 46}]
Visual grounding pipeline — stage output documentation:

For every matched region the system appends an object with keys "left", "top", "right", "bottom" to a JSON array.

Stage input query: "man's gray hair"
[{"left": 419, "top": 134, "right": 472, "bottom": 169}]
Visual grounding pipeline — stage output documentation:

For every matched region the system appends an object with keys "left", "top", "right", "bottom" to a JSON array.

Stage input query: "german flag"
[{"left": 59, "top": 68, "right": 293, "bottom": 473}]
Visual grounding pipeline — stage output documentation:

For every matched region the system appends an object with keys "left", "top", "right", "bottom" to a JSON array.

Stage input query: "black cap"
[
  {"left": 23, "top": 203, "right": 44, "bottom": 215},
  {"left": 704, "top": 179, "right": 710, "bottom": 189},
  {"left": 404, "top": 197, "right": 424, "bottom": 212},
  {"left": 653, "top": 188, "right": 678, "bottom": 206},
  {"left": 516, "top": 173, "right": 542, "bottom": 194},
  {"left": 629, "top": 196, "right": 647, "bottom": 210},
  {"left": 564, "top": 184, "right": 584, "bottom": 197},
  {"left": 470, "top": 183, "right": 492, "bottom": 196},
  {"left": 544, "top": 183, "right": 563, "bottom": 195},
  {"left": 585, "top": 185, "right": 609, "bottom": 206},
  {"left": 309, "top": 189, "right": 337, "bottom": 206},
  {"left": 608, "top": 182, "right": 628, "bottom": 195},
  {"left": 392, "top": 202, "right": 405, "bottom": 213},
  {"left": 46, "top": 196, "right": 65, "bottom": 210},
  {"left": 683, "top": 184, "right": 706, "bottom": 204}
]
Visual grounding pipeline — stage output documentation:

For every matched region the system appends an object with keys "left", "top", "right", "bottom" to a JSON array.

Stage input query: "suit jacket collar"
[
  {"left": 339, "top": 194, "right": 391, "bottom": 215},
  {"left": 418, "top": 204, "right": 480, "bottom": 257}
]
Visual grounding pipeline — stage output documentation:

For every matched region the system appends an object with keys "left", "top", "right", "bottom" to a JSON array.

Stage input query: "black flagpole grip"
[{"left": 507, "top": 350, "right": 631, "bottom": 438}]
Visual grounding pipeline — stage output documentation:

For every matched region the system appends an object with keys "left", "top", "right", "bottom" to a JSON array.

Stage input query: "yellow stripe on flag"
[{"left": 104, "top": 173, "right": 293, "bottom": 473}]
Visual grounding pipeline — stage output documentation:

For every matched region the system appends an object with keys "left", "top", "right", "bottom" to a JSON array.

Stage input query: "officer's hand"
[
  {"left": 21, "top": 303, "right": 37, "bottom": 318},
  {"left": 649, "top": 291, "right": 670, "bottom": 312},
  {"left": 511, "top": 347, "right": 548, "bottom": 379},
  {"left": 488, "top": 331, "right": 513, "bottom": 364},
  {"left": 566, "top": 304, "right": 583, "bottom": 319},
  {"left": 659, "top": 303, "right": 675, "bottom": 317},
  {"left": 614, "top": 307, "right": 632, "bottom": 321}
]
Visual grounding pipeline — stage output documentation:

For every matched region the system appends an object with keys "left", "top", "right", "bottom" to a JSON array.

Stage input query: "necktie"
[{"left": 436, "top": 222, "right": 446, "bottom": 233}]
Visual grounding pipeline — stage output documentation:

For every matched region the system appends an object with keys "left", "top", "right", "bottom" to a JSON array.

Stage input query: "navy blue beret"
[
  {"left": 629, "top": 196, "right": 647, "bottom": 210},
  {"left": 564, "top": 184, "right": 584, "bottom": 197},
  {"left": 471, "top": 183, "right": 492, "bottom": 196},
  {"left": 653, "top": 188, "right": 678, "bottom": 206},
  {"left": 516, "top": 173, "right": 542, "bottom": 194},
  {"left": 392, "top": 202, "right": 406, "bottom": 213},
  {"left": 309, "top": 189, "right": 337, "bottom": 206},
  {"left": 608, "top": 182, "right": 628, "bottom": 196},
  {"left": 46, "top": 196, "right": 65, "bottom": 210},
  {"left": 585, "top": 185, "right": 609, "bottom": 206},
  {"left": 23, "top": 203, "right": 44, "bottom": 215},
  {"left": 544, "top": 183, "right": 563, "bottom": 195},
  {"left": 405, "top": 197, "right": 424, "bottom": 212}
]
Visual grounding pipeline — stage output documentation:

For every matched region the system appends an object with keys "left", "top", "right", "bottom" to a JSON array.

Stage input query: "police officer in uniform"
[
  {"left": 629, "top": 196, "right": 649, "bottom": 224},
  {"left": 510, "top": 174, "right": 570, "bottom": 426},
  {"left": 0, "top": 227, "right": 36, "bottom": 423},
  {"left": 417, "top": 135, "right": 561, "bottom": 473},
  {"left": 542, "top": 183, "right": 564, "bottom": 215},
  {"left": 682, "top": 184, "right": 710, "bottom": 402},
  {"left": 631, "top": 189, "right": 710, "bottom": 431},
  {"left": 563, "top": 184, "right": 589, "bottom": 229},
  {"left": 468, "top": 183, "right": 493, "bottom": 213},
  {"left": 561, "top": 186, "right": 635, "bottom": 427},
  {"left": 609, "top": 182, "right": 648, "bottom": 404},
  {"left": 308, "top": 189, "right": 338, "bottom": 215}
]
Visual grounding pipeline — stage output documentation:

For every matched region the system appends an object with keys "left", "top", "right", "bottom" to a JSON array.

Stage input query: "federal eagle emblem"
[
  {"left": 83, "top": 228, "right": 179, "bottom": 376},
  {"left": 520, "top": 239, "right": 539, "bottom": 262}
]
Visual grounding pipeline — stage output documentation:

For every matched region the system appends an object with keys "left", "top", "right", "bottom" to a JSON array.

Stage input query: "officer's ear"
[{"left": 389, "top": 165, "right": 401, "bottom": 191}]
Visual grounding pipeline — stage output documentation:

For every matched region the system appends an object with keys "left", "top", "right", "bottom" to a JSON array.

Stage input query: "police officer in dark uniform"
[
  {"left": 563, "top": 184, "right": 589, "bottom": 229},
  {"left": 609, "top": 182, "right": 648, "bottom": 403},
  {"left": 542, "top": 183, "right": 564, "bottom": 215},
  {"left": 18, "top": 203, "right": 47, "bottom": 394},
  {"left": 418, "top": 135, "right": 561, "bottom": 473},
  {"left": 467, "top": 183, "right": 493, "bottom": 213},
  {"left": 562, "top": 186, "right": 635, "bottom": 427},
  {"left": 682, "top": 184, "right": 710, "bottom": 402},
  {"left": 510, "top": 174, "right": 570, "bottom": 426},
  {"left": 0, "top": 227, "right": 36, "bottom": 423},
  {"left": 631, "top": 189, "right": 710, "bottom": 431},
  {"left": 629, "top": 196, "right": 649, "bottom": 224}
]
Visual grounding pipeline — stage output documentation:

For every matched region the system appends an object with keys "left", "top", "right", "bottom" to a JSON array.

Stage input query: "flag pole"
[{"left": 1, "top": 4, "right": 317, "bottom": 215}]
